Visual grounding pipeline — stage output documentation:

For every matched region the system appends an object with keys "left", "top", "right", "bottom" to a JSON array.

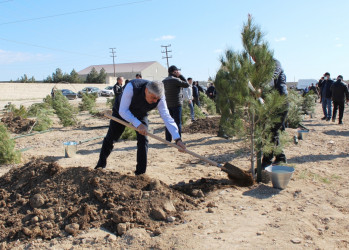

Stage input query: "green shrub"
[
  {"left": 286, "top": 90, "right": 303, "bottom": 128},
  {"left": 107, "top": 96, "right": 116, "bottom": 109},
  {"left": 205, "top": 97, "right": 217, "bottom": 115},
  {"left": 79, "top": 93, "right": 98, "bottom": 114},
  {"left": 0, "top": 123, "right": 21, "bottom": 164},
  {"left": 4, "top": 104, "right": 27, "bottom": 118},
  {"left": 52, "top": 91, "right": 78, "bottom": 127},
  {"left": 43, "top": 95, "right": 54, "bottom": 107},
  {"left": 27, "top": 103, "right": 53, "bottom": 117},
  {"left": 33, "top": 109, "right": 53, "bottom": 131},
  {"left": 182, "top": 102, "right": 206, "bottom": 125},
  {"left": 120, "top": 127, "right": 137, "bottom": 140},
  {"left": 302, "top": 92, "right": 317, "bottom": 114}
]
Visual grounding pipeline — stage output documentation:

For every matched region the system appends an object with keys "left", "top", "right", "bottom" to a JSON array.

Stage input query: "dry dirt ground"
[{"left": 0, "top": 99, "right": 349, "bottom": 249}]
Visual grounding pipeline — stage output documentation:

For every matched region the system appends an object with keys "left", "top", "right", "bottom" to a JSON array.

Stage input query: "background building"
[{"left": 78, "top": 61, "right": 168, "bottom": 84}]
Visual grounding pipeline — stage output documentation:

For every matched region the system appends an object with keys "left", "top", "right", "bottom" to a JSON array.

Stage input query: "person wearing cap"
[
  {"left": 95, "top": 79, "right": 186, "bottom": 174},
  {"left": 163, "top": 65, "right": 190, "bottom": 142},
  {"left": 320, "top": 72, "right": 334, "bottom": 121},
  {"left": 330, "top": 75, "right": 349, "bottom": 124},
  {"left": 113, "top": 77, "right": 124, "bottom": 97}
]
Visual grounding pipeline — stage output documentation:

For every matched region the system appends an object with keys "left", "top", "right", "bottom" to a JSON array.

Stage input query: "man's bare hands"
[
  {"left": 176, "top": 139, "right": 186, "bottom": 152},
  {"left": 137, "top": 124, "right": 147, "bottom": 136}
]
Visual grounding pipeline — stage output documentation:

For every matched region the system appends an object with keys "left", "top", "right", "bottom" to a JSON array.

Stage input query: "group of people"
[{"left": 318, "top": 72, "right": 349, "bottom": 124}]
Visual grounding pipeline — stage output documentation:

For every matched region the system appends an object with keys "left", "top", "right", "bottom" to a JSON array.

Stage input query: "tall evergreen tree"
[
  {"left": 97, "top": 68, "right": 107, "bottom": 83},
  {"left": 215, "top": 15, "right": 287, "bottom": 179},
  {"left": 85, "top": 67, "right": 99, "bottom": 83},
  {"left": 52, "top": 68, "right": 63, "bottom": 83},
  {"left": 69, "top": 69, "right": 82, "bottom": 83}
]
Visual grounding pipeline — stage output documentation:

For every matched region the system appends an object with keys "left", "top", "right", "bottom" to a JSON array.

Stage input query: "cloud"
[
  {"left": 275, "top": 37, "right": 287, "bottom": 42},
  {"left": 154, "top": 35, "right": 175, "bottom": 41},
  {"left": 214, "top": 49, "right": 223, "bottom": 53},
  {"left": 335, "top": 43, "right": 343, "bottom": 47},
  {"left": 335, "top": 37, "right": 340, "bottom": 41},
  {"left": 0, "top": 49, "right": 51, "bottom": 64}
]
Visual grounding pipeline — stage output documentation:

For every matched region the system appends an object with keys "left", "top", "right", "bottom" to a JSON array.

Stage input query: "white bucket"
[
  {"left": 64, "top": 141, "right": 77, "bottom": 158},
  {"left": 265, "top": 165, "right": 295, "bottom": 189}
]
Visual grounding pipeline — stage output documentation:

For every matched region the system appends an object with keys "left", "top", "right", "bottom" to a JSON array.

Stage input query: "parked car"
[
  {"left": 101, "top": 86, "right": 114, "bottom": 97},
  {"left": 60, "top": 89, "right": 77, "bottom": 100},
  {"left": 77, "top": 87, "right": 101, "bottom": 98}
]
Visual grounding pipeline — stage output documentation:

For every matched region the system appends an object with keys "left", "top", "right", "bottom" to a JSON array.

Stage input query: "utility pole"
[
  {"left": 109, "top": 48, "right": 116, "bottom": 77},
  {"left": 161, "top": 44, "right": 172, "bottom": 68}
]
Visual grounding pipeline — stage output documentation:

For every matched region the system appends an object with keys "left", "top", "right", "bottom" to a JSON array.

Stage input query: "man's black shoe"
[
  {"left": 326, "top": 117, "right": 331, "bottom": 121},
  {"left": 94, "top": 165, "right": 106, "bottom": 170},
  {"left": 321, "top": 116, "right": 327, "bottom": 120},
  {"left": 339, "top": 121, "right": 343, "bottom": 125},
  {"left": 95, "top": 158, "right": 106, "bottom": 169},
  {"left": 332, "top": 118, "right": 335, "bottom": 122}
]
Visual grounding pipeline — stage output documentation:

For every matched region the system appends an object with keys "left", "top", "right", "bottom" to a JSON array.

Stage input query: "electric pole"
[
  {"left": 109, "top": 48, "right": 116, "bottom": 77},
  {"left": 161, "top": 44, "right": 172, "bottom": 68}
]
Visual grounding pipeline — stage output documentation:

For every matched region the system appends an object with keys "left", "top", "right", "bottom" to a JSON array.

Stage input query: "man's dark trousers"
[
  {"left": 165, "top": 106, "right": 182, "bottom": 142},
  {"left": 333, "top": 101, "right": 345, "bottom": 123},
  {"left": 97, "top": 112, "right": 149, "bottom": 175}
]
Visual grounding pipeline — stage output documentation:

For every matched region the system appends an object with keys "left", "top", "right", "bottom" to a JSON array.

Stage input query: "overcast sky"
[{"left": 0, "top": 0, "right": 348, "bottom": 81}]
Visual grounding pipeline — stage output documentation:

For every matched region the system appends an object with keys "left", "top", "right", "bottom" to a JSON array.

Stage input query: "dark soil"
[
  {"left": 0, "top": 159, "right": 199, "bottom": 244},
  {"left": 1, "top": 112, "right": 35, "bottom": 134},
  {"left": 182, "top": 117, "right": 220, "bottom": 135}
]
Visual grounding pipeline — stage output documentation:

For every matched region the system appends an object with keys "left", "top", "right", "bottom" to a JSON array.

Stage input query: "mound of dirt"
[
  {"left": 1, "top": 112, "right": 35, "bottom": 134},
  {"left": 0, "top": 159, "right": 198, "bottom": 244},
  {"left": 182, "top": 117, "right": 220, "bottom": 135}
]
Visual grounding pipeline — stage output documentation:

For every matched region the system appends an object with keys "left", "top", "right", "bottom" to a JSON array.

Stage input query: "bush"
[
  {"left": 52, "top": 91, "right": 78, "bottom": 127},
  {"left": 120, "top": 127, "right": 137, "bottom": 140},
  {"left": 302, "top": 92, "right": 317, "bottom": 114},
  {"left": 286, "top": 90, "right": 303, "bottom": 128},
  {"left": 79, "top": 93, "right": 98, "bottom": 114},
  {"left": 182, "top": 102, "right": 206, "bottom": 125},
  {"left": 4, "top": 104, "right": 27, "bottom": 118},
  {"left": 0, "top": 123, "right": 21, "bottom": 164},
  {"left": 33, "top": 109, "right": 53, "bottom": 131},
  {"left": 27, "top": 103, "right": 53, "bottom": 117}
]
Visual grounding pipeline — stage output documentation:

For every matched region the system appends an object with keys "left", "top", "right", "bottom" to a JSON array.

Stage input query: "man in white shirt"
[
  {"left": 183, "top": 77, "right": 195, "bottom": 121},
  {"left": 95, "top": 79, "right": 186, "bottom": 175}
]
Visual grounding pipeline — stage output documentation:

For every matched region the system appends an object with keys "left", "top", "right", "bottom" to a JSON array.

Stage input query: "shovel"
[{"left": 105, "top": 114, "right": 254, "bottom": 186}]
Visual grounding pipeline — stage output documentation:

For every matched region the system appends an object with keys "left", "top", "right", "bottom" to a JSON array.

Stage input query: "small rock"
[
  {"left": 30, "top": 194, "right": 45, "bottom": 208},
  {"left": 65, "top": 223, "right": 79, "bottom": 235},
  {"left": 277, "top": 206, "right": 282, "bottom": 211},
  {"left": 198, "top": 225, "right": 204, "bottom": 229},
  {"left": 207, "top": 208, "right": 214, "bottom": 213},
  {"left": 90, "top": 177, "right": 100, "bottom": 186},
  {"left": 31, "top": 216, "right": 39, "bottom": 223},
  {"left": 163, "top": 200, "right": 176, "bottom": 212},
  {"left": 192, "top": 189, "right": 204, "bottom": 198},
  {"left": 106, "top": 234, "right": 117, "bottom": 242},
  {"left": 256, "top": 231, "right": 264, "bottom": 236},
  {"left": 93, "top": 189, "right": 104, "bottom": 202},
  {"left": 150, "top": 208, "right": 167, "bottom": 220},
  {"left": 23, "top": 227, "right": 32, "bottom": 236},
  {"left": 207, "top": 202, "right": 217, "bottom": 208},
  {"left": 291, "top": 238, "right": 302, "bottom": 244},
  {"left": 117, "top": 223, "right": 128, "bottom": 235},
  {"left": 44, "top": 222, "right": 53, "bottom": 229},
  {"left": 325, "top": 226, "right": 329, "bottom": 230},
  {"left": 153, "top": 228, "right": 162, "bottom": 236},
  {"left": 149, "top": 179, "right": 161, "bottom": 190},
  {"left": 167, "top": 216, "right": 176, "bottom": 222}
]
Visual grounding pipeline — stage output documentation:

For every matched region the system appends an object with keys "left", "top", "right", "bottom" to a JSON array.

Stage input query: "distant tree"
[
  {"left": 85, "top": 67, "right": 99, "bottom": 83},
  {"left": 19, "top": 74, "right": 28, "bottom": 83},
  {"left": 69, "top": 69, "right": 82, "bottom": 83},
  {"left": 97, "top": 68, "right": 107, "bottom": 83},
  {"left": 52, "top": 68, "right": 63, "bottom": 83},
  {"left": 44, "top": 75, "right": 53, "bottom": 83}
]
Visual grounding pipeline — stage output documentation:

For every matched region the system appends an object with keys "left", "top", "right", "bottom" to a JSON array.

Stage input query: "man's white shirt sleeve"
[{"left": 118, "top": 83, "right": 142, "bottom": 128}]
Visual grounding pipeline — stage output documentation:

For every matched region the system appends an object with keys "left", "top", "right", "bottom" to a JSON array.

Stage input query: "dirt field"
[{"left": 0, "top": 96, "right": 349, "bottom": 249}]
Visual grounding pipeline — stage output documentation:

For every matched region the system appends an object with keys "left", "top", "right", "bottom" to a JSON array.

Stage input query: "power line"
[
  {"left": 161, "top": 44, "right": 172, "bottom": 69},
  {"left": 110, "top": 48, "right": 116, "bottom": 77},
  {"left": 0, "top": 0, "right": 151, "bottom": 26},
  {"left": 0, "top": 36, "right": 106, "bottom": 58}
]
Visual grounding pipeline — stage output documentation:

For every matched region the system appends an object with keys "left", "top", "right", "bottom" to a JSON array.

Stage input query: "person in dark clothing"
[
  {"left": 309, "top": 83, "right": 319, "bottom": 98},
  {"left": 206, "top": 83, "right": 216, "bottom": 100},
  {"left": 195, "top": 81, "right": 204, "bottom": 93},
  {"left": 113, "top": 77, "right": 124, "bottom": 96},
  {"left": 317, "top": 77, "right": 324, "bottom": 102},
  {"left": 163, "top": 65, "right": 189, "bottom": 142},
  {"left": 320, "top": 72, "right": 334, "bottom": 121},
  {"left": 331, "top": 75, "right": 349, "bottom": 124},
  {"left": 192, "top": 81, "right": 200, "bottom": 107},
  {"left": 261, "top": 59, "right": 289, "bottom": 168},
  {"left": 95, "top": 79, "right": 186, "bottom": 174}
]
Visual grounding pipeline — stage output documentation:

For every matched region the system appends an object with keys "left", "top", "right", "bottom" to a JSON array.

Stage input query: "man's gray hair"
[{"left": 146, "top": 81, "right": 164, "bottom": 98}]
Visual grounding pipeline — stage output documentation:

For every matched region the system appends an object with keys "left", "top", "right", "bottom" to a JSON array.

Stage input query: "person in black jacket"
[
  {"left": 320, "top": 72, "right": 334, "bottom": 121},
  {"left": 261, "top": 59, "right": 289, "bottom": 168},
  {"left": 206, "top": 83, "right": 216, "bottom": 100},
  {"left": 163, "top": 65, "right": 189, "bottom": 142},
  {"left": 331, "top": 75, "right": 349, "bottom": 124},
  {"left": 113, "top": 77, "right": 124, "bottom": 97},
  {"left": 192, "top": 81, "right": 200, "bottom": 107}
]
